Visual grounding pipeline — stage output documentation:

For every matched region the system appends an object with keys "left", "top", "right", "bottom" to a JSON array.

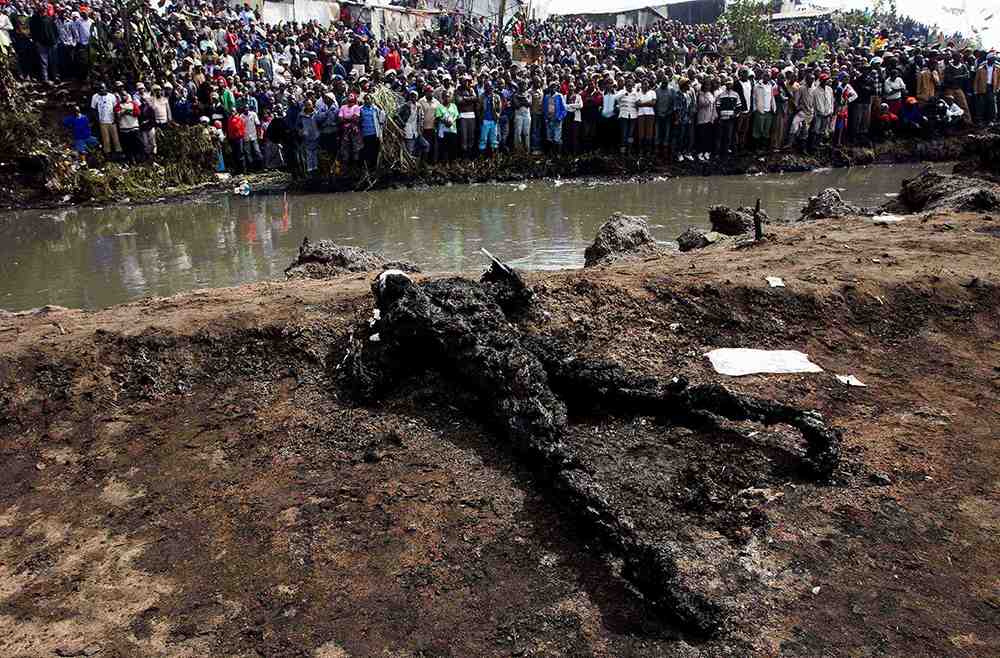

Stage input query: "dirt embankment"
[
  {"left": 1, "top": 200, "right": 999, "bottom": 656},
  {"left": 4, "top": 128, "right": 985, "bottom": 212}
]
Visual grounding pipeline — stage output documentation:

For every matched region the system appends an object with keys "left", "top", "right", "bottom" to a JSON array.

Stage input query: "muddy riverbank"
[
  {"left": 1, "top": 130, "right": 979, "bottom": 213},
  {"left": 1, "top": 188, "right": 998, "bottom": 655}
]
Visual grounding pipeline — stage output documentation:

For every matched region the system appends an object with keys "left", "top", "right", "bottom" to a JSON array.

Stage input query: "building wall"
[{"left": 665, "top": 0, "right": 724, "bottom": 25}]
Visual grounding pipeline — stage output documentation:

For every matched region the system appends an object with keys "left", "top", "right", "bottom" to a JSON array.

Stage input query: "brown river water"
[{"left": 0, "top": 164, "right": 927, "bottom": 312}]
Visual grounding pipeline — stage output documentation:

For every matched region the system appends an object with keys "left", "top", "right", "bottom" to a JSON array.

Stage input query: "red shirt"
[
  {"left": 227, "top": 114, "right": 246, "bottom": 140},
  {"left": 311, "top": 59, "right": 323, "bottom": 81},
  {"left": 384, "top": 50, "right": 401, "bottom": 71}
]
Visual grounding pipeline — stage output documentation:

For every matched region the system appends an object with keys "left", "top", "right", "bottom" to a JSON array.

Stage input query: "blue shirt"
[
  {"left": 483, "top": 96, "right": 496, "bottom": 122},
  {"left": 360, "top": 105, "right": 378, "bottom": 136},
  {"left": 63, "top": 115, "right": 92, "bottom": 141}
]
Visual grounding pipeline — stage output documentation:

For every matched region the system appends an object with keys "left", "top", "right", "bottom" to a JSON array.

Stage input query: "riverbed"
[{"left": 0, "top": 164, "right": 927, "bottom": 311}]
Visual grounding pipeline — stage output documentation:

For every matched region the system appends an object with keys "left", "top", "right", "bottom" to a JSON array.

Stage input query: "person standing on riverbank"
[
  {"left": 417, "top": 86, "right": 440, "bottom": 163},
  {"left": 90, "top": 82, "right": 121, "bottom": 156},
  {"left": 435, "top": 91, "right": 459, "bottom": 162},
  {"left": 654, "top": 76, "right": 675, "bottom": 156},
  {"left": 973, "top": 53, "right": 998, "bottom": 126},
  {"left": 512, "top": 84, "right": 531, "bottom": 154},
  {"left": 715, "top": 78, "right": 740, "bottom": 155},
  {"left": 116, "top": 93, "right": 143, "bottom": 163},
  {"left": 695, "top": 80, "right": 717, "bottom": 161},
  {"left": 810, "top": 74, "right": 835, "bottom": 151},
  {"left": 751, "top": 70, "right": 775, "bottom": 151},
  {"left": 636, "top": 79, "right": 657, "bottom": 154},
  {"left": 226, "top": 109, "right": 247, "bottom": 174},
  {"left": 400, "top": 90, "right": 425, "bottom": 157},
  {"left": 241, "top": 104, "right": 262, "bottom": 171},
  {"left": 478, "top": 81, "right": 502, "bottom": 155},
  {"left": 28, "top": 4, "right": 57, "bottom": 84},
  {"left": 542, "top": 82, "right": 567, "bottom": 154},
  {"left": 62, "top": 104, "right": 96, "bottom": 159},
  {"left": 943, "top": 52, "right": 973, "bottom": 126},
  {"left": 359, "top": 94, "right": 385, "bottom": 169},
  {"left": 789, "top": 72, "right": 815, "bottom": 150},
  {"left": 455, "top": 75, "right": 477, "bottom": 157},
  {"left": 337, "top": 94, "right": 362, "bottom": 166}
]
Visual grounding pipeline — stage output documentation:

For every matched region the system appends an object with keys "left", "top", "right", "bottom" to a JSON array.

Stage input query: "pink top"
[{"left": 338, "top": 104, "right": 360, "bottom": 123}]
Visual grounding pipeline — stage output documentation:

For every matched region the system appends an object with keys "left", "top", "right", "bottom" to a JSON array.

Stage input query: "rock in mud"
[
  {"left": 284, "top": 238, "right": 420, "bottom": 280},
  {"left": 584, "top": 213, "right": 662, "bottom": 267},
  {"left": 892, "top": 169, "right": 1000, "bottom": 214},
  {"left": 676, "top": 227, "right": 725, "bottom": 252},
  {"left": 708, "top": 205, "right": 769, "bottom": 236},
  {"left": 800, "top": 188, "right": 870, "bottom": 221}
]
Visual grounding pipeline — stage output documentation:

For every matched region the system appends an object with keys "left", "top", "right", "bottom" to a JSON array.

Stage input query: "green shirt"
[
  {"left": 435, "top": 103, "right": 458, "bottom": 134},
  {"left": 220, "top": 88, "right": 236, "bottom": 113}
]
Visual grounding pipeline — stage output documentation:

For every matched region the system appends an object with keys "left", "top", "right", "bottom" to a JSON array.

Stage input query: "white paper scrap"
[
  {"left": 835, "top": 374, "right": 867, "bottom": 387},
  {"left": 706, "top": 349, "right": 824, "bottom": 377},
  {"left": 766, "top": 276, "right": 786, "bottom": 288}
]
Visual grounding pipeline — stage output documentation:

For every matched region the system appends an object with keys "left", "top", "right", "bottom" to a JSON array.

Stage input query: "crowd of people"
[{"left": 1, "top": 0, "right": 997, "bottom": 175}]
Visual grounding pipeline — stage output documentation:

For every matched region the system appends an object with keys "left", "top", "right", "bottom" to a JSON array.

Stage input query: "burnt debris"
[{"left": 338, "top": 266, "right": 843, "bottom": 637}]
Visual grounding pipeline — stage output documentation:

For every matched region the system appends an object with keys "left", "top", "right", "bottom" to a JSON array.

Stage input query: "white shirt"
[
  {"left": 884, "top": 76, "right": 906, "bottom": 100},
  {"left": 242, "top": 111, "right": 260, "bottom": 141},
  {"left": 811, "top": 85, "right": 835, "bottom": 116},
  {"left": 618, "top": 89, "right": 640, "bottom": 120},
  {"left": 91, "top": 92, "right": 117, "bottom": 124},
  {"left": 739, "top": 80, "right": 752, "bottom": 114},
  {"left": 752, "top": 82, "right": 775, "bottom": 113},
  {"left": 0, "top": 14, "right": 13, "bottom": 48},
  {"left": 565, "top": 93, "right": 583, "bottom": 122},
  {"left": 601, "top": 90, "right": 623, "bottom": 118},
  {"left": 637, "top": 90, "right": 656, "bottom": 116}
]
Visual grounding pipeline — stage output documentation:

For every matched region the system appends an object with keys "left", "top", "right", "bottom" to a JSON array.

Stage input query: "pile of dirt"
[
  {"left": 800, "top": 188, "right": 872, "bottom": 221},
  {"left": 583, "top": 212, "right": 663, "bottom": 267},
  {"left": 284, "top": 238, "right": 420, "bottom": 279},
  {"left": 709, "top": 205, "right": 769, "bottom": 236},
  {"left": 891, "top": 168, "right": 1000, "bottom": 214},
  {"left": 954, "top": 130, "right": 1000, "bottom": 180}
]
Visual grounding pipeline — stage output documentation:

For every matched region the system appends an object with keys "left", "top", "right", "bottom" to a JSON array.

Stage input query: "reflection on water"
[{"left": 0, "top": 165, "right": 927, "bottom": 311}]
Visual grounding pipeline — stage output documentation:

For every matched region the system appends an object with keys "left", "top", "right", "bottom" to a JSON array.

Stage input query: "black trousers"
[{"left": 362, "top": 135, "right": 380, "bottom": 168}]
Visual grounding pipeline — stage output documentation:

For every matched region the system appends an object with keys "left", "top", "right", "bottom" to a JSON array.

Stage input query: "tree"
[{"left": 721, "top": 0, "right": 781, "bottom": 62}]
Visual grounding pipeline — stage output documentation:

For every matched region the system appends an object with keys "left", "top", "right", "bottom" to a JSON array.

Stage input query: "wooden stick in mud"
[
  {"left": 754, "top": 198, "right": 763, "bottom": 241},
  {"left": 480, "top": 248, "right": 511, "bottom": 275}
]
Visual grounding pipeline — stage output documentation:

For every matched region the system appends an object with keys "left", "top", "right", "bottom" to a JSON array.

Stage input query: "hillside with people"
[{"left": 0, "top": 0, "right": 997, "bottom": 206}]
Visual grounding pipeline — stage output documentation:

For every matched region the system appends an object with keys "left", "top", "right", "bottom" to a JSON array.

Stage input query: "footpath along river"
[{"left": 0, "top": 164, "right": 928, "bottom": 311}]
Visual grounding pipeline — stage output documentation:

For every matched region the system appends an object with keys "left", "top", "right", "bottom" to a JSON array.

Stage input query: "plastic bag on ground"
[{"left": 706, "top": 348, "right": 824, "bottom": 377}]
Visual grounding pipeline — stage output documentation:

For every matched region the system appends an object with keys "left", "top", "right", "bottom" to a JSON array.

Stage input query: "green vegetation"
[{"left": 721, "top": 0, "right": 782, "bottom": 62}]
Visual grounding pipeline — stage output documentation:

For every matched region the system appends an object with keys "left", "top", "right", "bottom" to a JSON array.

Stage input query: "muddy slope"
[{"left": 1, "top": 212, "right": 999, "bottom": 657}]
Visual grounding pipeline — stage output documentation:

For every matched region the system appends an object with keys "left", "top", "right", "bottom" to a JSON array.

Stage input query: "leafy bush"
[{"left": 721, "top": 0, "right": 781, "bottom": 62}]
